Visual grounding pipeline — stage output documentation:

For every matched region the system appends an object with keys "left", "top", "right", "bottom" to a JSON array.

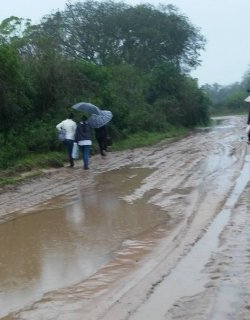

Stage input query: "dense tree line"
[
  {"left": 202, "top": 82, "right": 246, "bottom": 114},
  {"left": 0, "top": 1, "right": 210, "bottom": 169},
  {"left": 202, "top": 69, "right": 250, "bottom": 115}
]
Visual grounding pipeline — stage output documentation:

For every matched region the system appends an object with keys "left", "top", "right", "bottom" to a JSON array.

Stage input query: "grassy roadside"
[
  {"left": 0, "top": 127, "right": 188, "bottom": 188},
  {"left": 111, "top": 127, "right": 188, "bottom": 150},
  {"left": 0, "top": 152, "right": 64, "bottom": 188}
]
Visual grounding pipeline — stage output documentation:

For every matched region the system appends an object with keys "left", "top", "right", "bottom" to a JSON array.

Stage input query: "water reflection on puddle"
[{"left": 0, "top": 167, "right": 169, "bottom": 317}]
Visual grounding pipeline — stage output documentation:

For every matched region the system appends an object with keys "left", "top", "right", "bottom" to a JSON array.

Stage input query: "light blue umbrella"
[
  {"left": 71, "top": 102, "right": 101, "bottom": 115},
  {"left": 88, "top": 110, "right": 113, "bottom": 128}
]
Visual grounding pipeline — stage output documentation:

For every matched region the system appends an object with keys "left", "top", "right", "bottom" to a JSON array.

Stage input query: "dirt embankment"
[{"left": 2, "top": 115, "right": 250, "bottom": 320}]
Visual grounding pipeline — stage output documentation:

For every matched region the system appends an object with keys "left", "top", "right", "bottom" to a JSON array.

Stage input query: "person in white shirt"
[{"left": 56, "top": 112, "right": 77, "bottom": 167}]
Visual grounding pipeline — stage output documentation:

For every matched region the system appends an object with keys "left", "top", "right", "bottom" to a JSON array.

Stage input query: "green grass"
[
  {"left": 12, "top": 152, "right": 65, "bottom": 172},
  {"left": 0, "top": 171, "right": 44, "bottom": 187},
  {"left": 0, "top": 152, "right": 65, "bottom": 188},
  {"left": 112, "top": 127, "right": 188, "bottom": 151}
]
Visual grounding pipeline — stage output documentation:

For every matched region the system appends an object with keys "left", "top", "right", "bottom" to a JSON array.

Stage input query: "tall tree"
[{"left": 39, "top": 1, "right": 205, "bottom": 71}]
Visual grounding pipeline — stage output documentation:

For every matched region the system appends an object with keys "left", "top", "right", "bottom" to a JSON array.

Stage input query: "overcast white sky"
[{"left": 1, "top": 0, "right": 249, "bottom": 86}]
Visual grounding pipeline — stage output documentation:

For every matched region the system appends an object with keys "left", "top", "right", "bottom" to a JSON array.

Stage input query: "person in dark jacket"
[
  {"left": 75, "top": 115, "right": 92, "bottom": 169},
  {"left": 95, "top": 125, "right": 108, "bottom": 156}
]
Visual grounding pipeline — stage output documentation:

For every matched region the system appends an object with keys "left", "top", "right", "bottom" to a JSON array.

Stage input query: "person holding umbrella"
[
  {"left": 95, "top": 125, "right": 108, "bottom": 156},
  {"left": 75, "top": 115, "right": 92, "bottom": 169},
  {"left": 71, "top": 102, "right": 113, "bottom": 156},
  {"left": 56, "top": 112, "right": 76, "bottom": 168},
  {"left": 87, "top": 110, "right": 113, "bottom": 156}
]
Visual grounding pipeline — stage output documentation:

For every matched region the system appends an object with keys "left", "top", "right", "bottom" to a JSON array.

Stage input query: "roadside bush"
[
  {"left": 22, "top": 120, "right": 63, "bottom": 153},
  {"left": 0, "top": 140, "right": 28, "bottom": 169}
]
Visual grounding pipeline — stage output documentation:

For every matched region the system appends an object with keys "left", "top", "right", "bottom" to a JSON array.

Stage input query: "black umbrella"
[{"left": 71, "top": 102, "right": 101, "bottom": 115}]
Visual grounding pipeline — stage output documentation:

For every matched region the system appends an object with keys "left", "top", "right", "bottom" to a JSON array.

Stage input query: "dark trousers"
[
  {"left": 64, "top": 139, "right": 74, "bottom": 166},
  {"left": 97, "top": 137, "right": 107, "bottom": 156}
]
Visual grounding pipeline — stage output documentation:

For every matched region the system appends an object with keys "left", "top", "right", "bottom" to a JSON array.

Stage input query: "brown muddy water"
[{"left": 0, "top": 167, "right": 169, "bottom": 317}]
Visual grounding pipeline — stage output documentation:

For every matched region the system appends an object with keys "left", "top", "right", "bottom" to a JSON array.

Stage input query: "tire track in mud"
[
  {"left": 126, "top": 151, "right": 250, "bottom": 320},
  {"left": 168, "top": 159, "right": 250, "bottom": 320}
]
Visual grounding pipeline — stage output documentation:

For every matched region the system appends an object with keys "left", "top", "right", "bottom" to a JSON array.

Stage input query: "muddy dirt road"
[{"left": 1, "top": 115, "right": 250, "bottom": 320}]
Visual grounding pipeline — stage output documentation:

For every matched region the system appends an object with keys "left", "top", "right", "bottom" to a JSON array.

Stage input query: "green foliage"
[
  {"left": 0, "top": 137, "right": 28, "bottom": 169},
  {"left": 23, "top": 120, "right": 59, "bottom": 152},
  {"left": 0, "top": 152, "right": 64, "bottom": 187},
  {"left": 146, "top": 63, "right": 209, "bottom": 127},
  {"left": 0, "top": 16, "right": 32, "bottom": 45},
  {"left": 106, "top": 64, "right": 151, "bottom": 137},
  {"left": 113, "top": 127, "right": 187, "bottom": 150},
  {"left": 0, "top": 45, "right": 26, "bottom": 135},
  {"left": 14, "top": 152, "right": 64, "bottom": 169},
  {"left": 202, "top": 82, "right": 249, "bottom": 115},
  {"left": 0, "top": 1, "right": 210, "bottom": 171},
  {"left": 41, "top": 1, "right": 205, "bottom": 71}
]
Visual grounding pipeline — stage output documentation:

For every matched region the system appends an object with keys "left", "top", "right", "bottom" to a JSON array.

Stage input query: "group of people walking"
[{"left": 56, "top": 113, "right": 109, "bottom": 169}]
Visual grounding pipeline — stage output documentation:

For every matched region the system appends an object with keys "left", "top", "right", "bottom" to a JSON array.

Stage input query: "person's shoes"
[
  {"left": 101, "top": 151, "right": 106, "bottom": 156},
  {"left": 84, "top": 167, "right": 89, "bottom": 170}
]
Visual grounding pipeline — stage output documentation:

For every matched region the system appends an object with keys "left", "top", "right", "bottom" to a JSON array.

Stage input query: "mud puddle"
[{"left": 0, "top": 167, "right": 170, "bottom": 317}]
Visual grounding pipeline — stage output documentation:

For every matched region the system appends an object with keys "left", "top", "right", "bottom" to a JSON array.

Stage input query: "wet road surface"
[
  {"left": 0, "top": 167, "right": 170, "bottom": 317},
  {"left": 1, "top": 115, "right": 250, "bottom": 320}
]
